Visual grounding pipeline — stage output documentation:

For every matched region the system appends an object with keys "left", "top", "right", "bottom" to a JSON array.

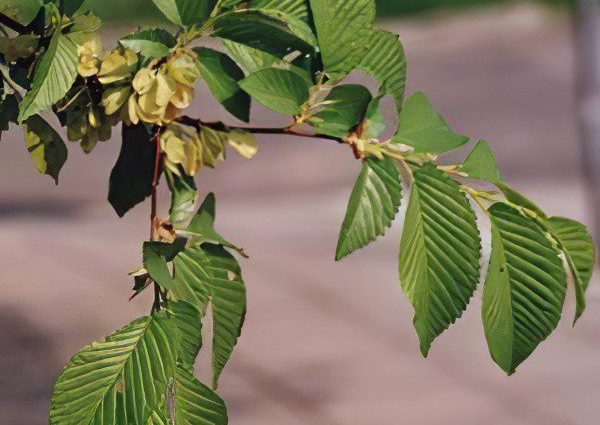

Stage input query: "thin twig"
[
  {"left": 175, "top": 115, "right": 345, "bottom": 144},
  {"left": 0, "top": 13, "right": 30, "bottom": 34},
  {"left": 150, "top": 127, "right": 164, "bottom": 313}
]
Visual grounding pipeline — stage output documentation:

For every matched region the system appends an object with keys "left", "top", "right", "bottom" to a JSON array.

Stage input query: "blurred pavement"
[{"left": 1, "top": 5, "right": 599, "bottom": 425}]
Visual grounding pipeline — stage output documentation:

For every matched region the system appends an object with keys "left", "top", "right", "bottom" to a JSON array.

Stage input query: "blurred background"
[{"left": 2, "top": 0, "right": 600, "bottom": 424}]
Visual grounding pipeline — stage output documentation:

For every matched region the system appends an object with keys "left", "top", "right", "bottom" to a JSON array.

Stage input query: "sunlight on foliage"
[{"left": 0, "top": 0, "right": 594, "bottom": 422}]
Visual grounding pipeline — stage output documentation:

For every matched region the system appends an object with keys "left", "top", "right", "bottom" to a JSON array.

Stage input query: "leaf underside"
[
  {"left": 483, "top": 203, "right": 566, "bottom": 375},
  {"left": 399, "top": 164, "right": 481, "bottom": 356},
  {"left": 336, "top": 156, "right": 402, "bottom": 261},
  {"left": 50, "top": 313, "right": 178, "bottom": 425}
]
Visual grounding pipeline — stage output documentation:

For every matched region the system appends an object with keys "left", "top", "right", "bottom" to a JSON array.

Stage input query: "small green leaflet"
[
  {"left": 496, "top": 181, "right": 547, "bottom": 219},
  {"left": 166, "top": 168, "right": 199, "bottom": 226},
  {"left": 461, "top": 141, "right": 547, "bottom": 218},
  {"left": 547, "top": 216, "right": 596, "bottom": 324},
  {"left": 18, "top": 30, "right": 79, "bottom": 123},
  {"left": 398, "top": 164, "right": 481, "bottom": 356},
  {"left": 195, "top": 47, "right": 251, "bottom": 122},
  {"left": 173, "top": 244, "right": 246, "bottom": 388},
  {"left": 22, "top": 114, "right": 67, "bottom": 184},
  {"left": 359, "top": 30, "right": 407, "bottom": 116},
  {"left": 120, "top": 28, "right": 176, "bottom": 60},
  {"left": 240, "top": 68, "right": 310, "bottom": 116},
  {"left": 336, "top": 156, "right": 402, "bottom": 261},
  {"left": 460, "top": 140, "right": 502, "bottom": 183},
  {"left": 361, "top": 94, "right": 386, "bottom": 140},
  {"left": 392, "top": 92, "right": 468, "bottom": 153},
  {"left": 0, "top": 0, "right": 41, "bottom": 26},
  {"left": 482, "top": 203, "right": 567, "bottom": 375},
  {"left": 309, "top": 0, "right": 375, "bottom": 81},
  {"left": 108, "top": 124, "right": 156, "bottom": 217},
  {"left": 182, "top": 193, "right": 247, "bottom": 257},
  {"left": 143, "top": 238, "right": 187, "bottom": 291},
  {"left": 310, "top": 84, "right": 372, "bottom": 138},
  {"left": 151, "top": 0, "right": 214, "bottom": 27},
  {"left": 50, "top": 313, "right": 179, "bottom": 425}
]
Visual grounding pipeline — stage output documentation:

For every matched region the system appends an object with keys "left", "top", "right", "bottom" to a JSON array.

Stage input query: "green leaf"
[
  {"left": 22, "top": 114, "right": 67, "bottom": 184},
  {"left": 0, "top": 0, "right": 41, "bottom": 26},
  {"left": 398, "top": 164, "right": 481, "bottom": 356},
  {"left": 310, "top": 84, "right": 372, "bottom": 138},
  {"left": 195, "top": 47, "right": 250, "bottom": 122},
  {"left": 182, "top": 193, "right": 247, "bottom": 257},
  {"left": 151, "top": 0, "right": 215, "bottom": 27},
  {"left": 359, "top": 30, "right": 407, "bottom": 115},
  {"left": 0, "top": 94, "right": 18, "bottom": 136},
  {"left": 211, "top": 9, "right": 317, "bottom": 57},
  {"left": 361, "top": 94, "right": 386, "bottom": 140},
  {"left": 120, "top": 29, "right": 177, "bottom": 60},
  {"left": 143, "top": 238, "right": 187, "bottom": 291},
  {"left": 62, "top": 0, "right": 86, "bottom": 16},
  {"left": 336, "top": 156, "right": 402, "bottom": 261},
  {"left": 167, "top": 301, "right": 203, "bottom": 368},
  {"left": 392, "top": 92, "right": 469, "bottom": 153},
  {"left": 309, "top": 0, "right": 375, "bottom": 80},
  {"left": 547, "top": 216, "right": 596, "bottom": 324},
  {"left": 239, "top": 68, "right": 309, "bottom": 116},
  {"left": 18, "top": 31, "right": 79, "bottom": 123},
  {"left": 483, "top": 203, "right": 567, "bottom": 375},
  {"left": 50, "top": 312, "right": 179, "bottom": 424},
  {"left": 108, "top": 124, "right": 156, "bottom": 217},
  {"left": 166, "top": 168, "right": 199, "bottom": 226},
  {"left": 223, "top": 40, "right": 281, "bottom": 76},
  {"left": 495, "top": 181, "right": 547, "bottom": 219},
  {"left": 460, "top": 140, "right": 502, "bottom": 183},
  {"left": 251, "top": 0, "right": 309, "bottom": 21},
  {"left": 147, "top": 401, "right": 171, "bottom": 425},
  {"left": 173, "top": 365, "right": 228, "bottom": 424},
  {"left": 223, "top": 39, "right": 313, "bottom": 83},
  {"left": 0, "top": 34, "right": 39, "bottom": 62},
  {"left": 460, "top": 142, "right": 548, "bottom": 221},
  {"left": 173, "top": 244, "right": 246, "bottom": 388}
]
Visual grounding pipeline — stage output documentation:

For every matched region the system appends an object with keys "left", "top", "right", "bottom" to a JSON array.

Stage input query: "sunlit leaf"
[
  {"left": 195, "top": 47, "right": 250, "bottom": 122},
  {"left": 18, "top": 31, "right": 79, "bottom": 123},
  {"left": 239, "top": 68, "right": 310, "bottom": 116},
  {"left": 50, "top": 313, "right": 179, "bottom": 424},
  {"left": 392, "top": 92, "right": 468, "bottom": 153},
  {"left": 22, "top": 114, "right": 67, "bottom": 184},
  {"left": 309, "top": 0, "right": 375, "bottom": 80}
]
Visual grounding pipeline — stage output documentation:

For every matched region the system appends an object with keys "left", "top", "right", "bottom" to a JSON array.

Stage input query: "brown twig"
[
  {"left": 150, "top": 127, "right": 164, "bottom": 312},
  {"left": 0, "top": 13, "right": 30, "bottom": 34},
  {"left": 175, "top": 115, "right": 345, "bottom": 144}
]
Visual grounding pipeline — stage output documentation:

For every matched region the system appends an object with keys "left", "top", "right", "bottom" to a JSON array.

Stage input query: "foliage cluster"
[{"left": 0, "top": 0, "right": 594, "bottom": 423}]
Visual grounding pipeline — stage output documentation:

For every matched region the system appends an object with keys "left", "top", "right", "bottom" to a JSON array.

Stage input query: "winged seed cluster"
[{"left": 0, "top": 0, "right": 596, "bottom": 423}]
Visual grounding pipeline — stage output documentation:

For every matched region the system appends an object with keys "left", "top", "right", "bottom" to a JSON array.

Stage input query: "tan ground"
[{"left": 1, "top": 5, "right": 598, "bottom": 424}]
